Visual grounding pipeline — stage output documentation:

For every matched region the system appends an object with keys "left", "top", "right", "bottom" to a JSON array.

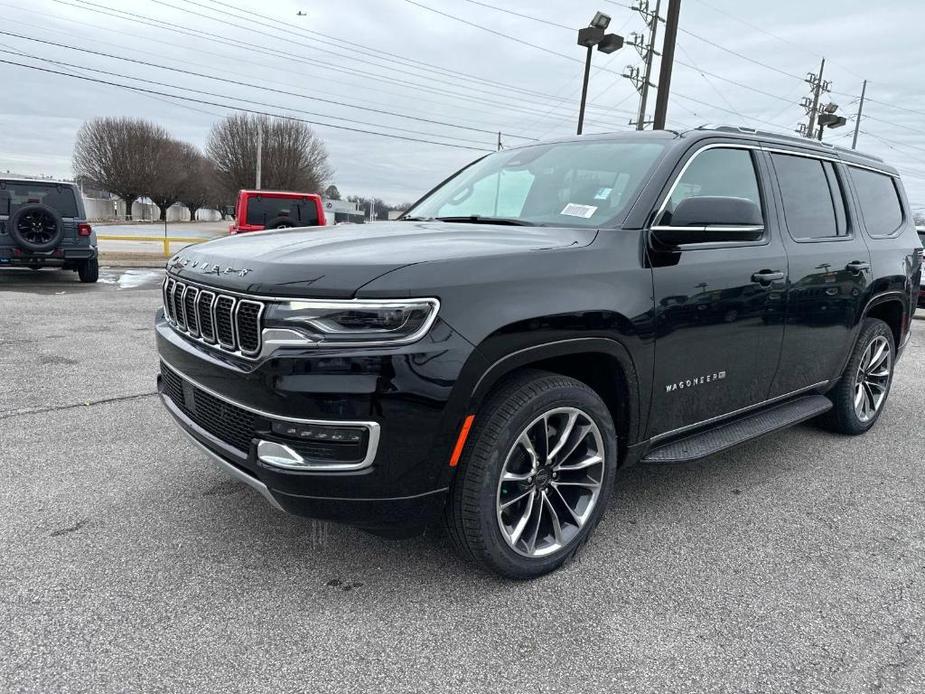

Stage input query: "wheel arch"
[
  {"left": 862, "top": 291, "right": 907, "bottom": 348},
  {"left": 468, "top": 337, "right": 643, "bottom": 465}
]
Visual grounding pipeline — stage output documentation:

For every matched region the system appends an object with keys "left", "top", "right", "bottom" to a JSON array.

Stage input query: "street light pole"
[
  {"left": 576, "top": 12, "right": 624, "bottom": 136},
  {"left": 255, "top": 118, "right": 263, "bottom": 191},
  {"left": 577, "top": 45, "right": 593, "bottom": 135}
]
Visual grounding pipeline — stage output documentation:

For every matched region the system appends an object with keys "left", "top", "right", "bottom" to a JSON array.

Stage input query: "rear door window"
[
  {"left": 770, "top": 153, "right": 846, "bottom": 240},
  {"left": 848, "top": 167, "right": 904, "bottom": 237},
  {"left": 0, "top": 182, "right": 79, "bottom": 217}
]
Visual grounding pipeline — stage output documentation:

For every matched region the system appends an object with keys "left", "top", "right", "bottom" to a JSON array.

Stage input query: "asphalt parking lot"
[{"left": 2, "top": 268, "right": 923, "bottom": 693}]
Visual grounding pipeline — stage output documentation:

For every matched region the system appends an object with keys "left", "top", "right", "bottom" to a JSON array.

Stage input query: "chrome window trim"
[
  {"left": 160, "top": 358, "right": 381, "bottom": 471},
  {"left": 652, "top": 141, "right": 900, "bottom": 228},
  {"left": 650, "top": 225, "right": 764, "bottom": 233}
]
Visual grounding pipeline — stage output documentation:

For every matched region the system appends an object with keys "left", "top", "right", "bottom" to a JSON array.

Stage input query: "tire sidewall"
[
  {"left": 10, "top": 204, "right": 64, "bottom": 252},
  {"left": 835, "top": 319, "right": 895, "bottom": 433},
  {"left": 468, "top": 379, "right": 618, "bottom": 578}
]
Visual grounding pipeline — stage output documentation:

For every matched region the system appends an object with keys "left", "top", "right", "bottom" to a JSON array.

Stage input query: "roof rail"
[{"left": 693, "top": 124, "right": 885, "bottom": 163}]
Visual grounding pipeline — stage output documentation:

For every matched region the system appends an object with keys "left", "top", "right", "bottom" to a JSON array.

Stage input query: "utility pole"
[
  {"left": 798, "top": 58, "right": 829, "bottom": 139},
  {"left": 624, "top": 0, "right": 660, "bottom": 130},
  {"left": 652, "top": 0, "right": 681, "bottom": 130},
  {"left": 497, "top": 131, "right": 502, "bottom": 151},
  {"left": 852, "top": 79, "right": 867, "bottom": 150},
  {"left": 255, "top": 118, "right": 263, "bottom": 190}
]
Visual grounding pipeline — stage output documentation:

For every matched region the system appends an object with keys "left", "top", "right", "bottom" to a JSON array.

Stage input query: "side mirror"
[{"left": 653, "top": 196, "right": 764, "bottom": 245}]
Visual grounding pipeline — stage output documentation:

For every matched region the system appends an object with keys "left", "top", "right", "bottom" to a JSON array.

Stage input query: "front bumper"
[{"left": 156, "top": 308, "right": 477, "bottom": 531}]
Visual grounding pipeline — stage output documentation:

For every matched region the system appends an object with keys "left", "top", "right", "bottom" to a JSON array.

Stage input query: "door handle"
[
  {"left": 846, "top": 261, "right": 870, "bottom": 273},
  {"left": 751, "top": 270, "right": 784, "bottom": 284}
]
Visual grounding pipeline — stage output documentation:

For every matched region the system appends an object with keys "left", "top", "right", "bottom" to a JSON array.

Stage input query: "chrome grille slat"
[
  {"left": 161, "top": 278, "right": 264, "bottom": 358},
  {"left": 197, "top": 291, "right": 216, "bottom": 343},
  {"left": 184, "top": 286, "right": 199, "bottom": 336}
]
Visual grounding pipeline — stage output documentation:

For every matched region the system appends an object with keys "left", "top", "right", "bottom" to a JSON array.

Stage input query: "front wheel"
[
  {"left": 823, "top": 318, "right": 895, "bottom": 435},
  {"left": 445, "top": 370, "right": 617, "bottom": 579}
]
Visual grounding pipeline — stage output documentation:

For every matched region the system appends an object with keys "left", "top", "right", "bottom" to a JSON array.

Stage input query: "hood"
[{"left": 166, "top": 221, "right": 597, "bottom": 298}]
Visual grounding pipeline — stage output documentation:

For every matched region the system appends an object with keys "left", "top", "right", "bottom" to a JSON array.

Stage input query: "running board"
[{"left": 642, "top": 395, "right": 832, "bottom": 464}]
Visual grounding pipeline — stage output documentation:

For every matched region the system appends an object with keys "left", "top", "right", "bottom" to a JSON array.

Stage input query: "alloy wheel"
[
  {"left": 854, "top": 335, "right": 891, "bottom": 422},
  {"left": 496, "top": 407, "right": 606, "bottom": 558},
  {"left": 17, "top": 209, "right": 58, "bottom": 245}
]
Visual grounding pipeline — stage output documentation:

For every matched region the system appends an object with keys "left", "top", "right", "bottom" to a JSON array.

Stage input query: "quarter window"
[
  {"left": 771, "top": 153, "right": 847, "bottom": 240},
  {"left": 659, "top": 147, "right": 763, "bottom": 226},
  {"left": 849, "top": 167, "right": 904, "bottom": 236}
]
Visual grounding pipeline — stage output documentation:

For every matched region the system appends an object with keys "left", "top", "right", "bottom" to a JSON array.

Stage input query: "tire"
[
  {"left": 445, "top": 369, "right": 618, "bottom": 579},
  {"left": 823, "top": 318, "right": 895, "bottom": 435},
  {"left": 77, "top": 257, "right": 99, "bottom": 283},
  {"left": 9, "top": 203, "right": 64, "bottom": 252}
]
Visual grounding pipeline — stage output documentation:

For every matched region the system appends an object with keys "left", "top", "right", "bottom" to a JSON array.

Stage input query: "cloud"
[{"left": 1, "top": 0, "right": 923, "bottom": 204}]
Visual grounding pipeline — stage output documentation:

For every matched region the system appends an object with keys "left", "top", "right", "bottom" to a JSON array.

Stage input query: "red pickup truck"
[{"left": 229, "top": 190, "right": 326, "bottom": 234}]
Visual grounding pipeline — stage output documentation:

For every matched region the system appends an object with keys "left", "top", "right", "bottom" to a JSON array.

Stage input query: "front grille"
[
  {"left": 163, "top": 277, "right": 264, "bottom": 356},
  {"left": 160, "top": 362, "right": 257, "bottom": 453}
]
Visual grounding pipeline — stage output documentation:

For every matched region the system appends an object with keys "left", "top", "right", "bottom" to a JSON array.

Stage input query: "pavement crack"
[
  {"left": 50, "top": 519, "right": 88, "bottom": 537},
  {"left": 0, "top": 391, "right": 158, "bottom": 420}
]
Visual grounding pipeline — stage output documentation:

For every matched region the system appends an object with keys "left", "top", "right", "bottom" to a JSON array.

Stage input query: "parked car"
[
  {"left": 228, "top": 190, "right": 325, "bottom": 234},
  {"left": 156, "top": 126, "right": 922, "bottom": 578},
  {"left": 0, "top": 178, "right": 98, "bottom": 282}
]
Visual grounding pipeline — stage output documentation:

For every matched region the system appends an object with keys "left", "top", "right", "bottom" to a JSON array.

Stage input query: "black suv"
[
  {"left": 156, "top": 127, "right": 921, "bottom": 578},
  {"left": 0, "top": 178, "right": 98, "bottom": 282}
]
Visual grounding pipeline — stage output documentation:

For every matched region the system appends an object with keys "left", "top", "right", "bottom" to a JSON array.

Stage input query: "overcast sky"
[{"left": 1, "top": 0, "right": 923, "bottom": 208}]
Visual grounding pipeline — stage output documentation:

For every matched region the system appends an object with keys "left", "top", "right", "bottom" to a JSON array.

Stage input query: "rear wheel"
[
  {"left": 445, "top": 370, "right": 617, "bottom": 579},
  {"left": 824, "top": 318, "right": 894, "bottom": 435},
  {"left": 77, "top": 257, "right": 99, "bottom": 283}
]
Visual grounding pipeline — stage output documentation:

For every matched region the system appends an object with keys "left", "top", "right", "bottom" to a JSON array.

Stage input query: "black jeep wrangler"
[
  {"left": 156, "top": 127, "right": 921, "bottom": 578},
  {"left": 0, "top": 178, "right": 98, "bottom": 282}
]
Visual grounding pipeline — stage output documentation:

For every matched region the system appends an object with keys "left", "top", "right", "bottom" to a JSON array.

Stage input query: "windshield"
[{"left": 404, "top": 139, "right": 666, "bottom": 227}]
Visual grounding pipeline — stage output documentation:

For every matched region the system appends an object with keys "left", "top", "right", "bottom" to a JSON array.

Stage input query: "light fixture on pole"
[
  {"left": 576, "top": 12, "right": 624, "bottom": 136},
  {"left": 816, "top": 103, "right": 847, "bottom": 141}
]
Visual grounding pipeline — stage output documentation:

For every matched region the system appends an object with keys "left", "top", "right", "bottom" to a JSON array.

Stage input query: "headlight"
[{"left": 264, "top": 298, "right": 440, "bottom": 346}]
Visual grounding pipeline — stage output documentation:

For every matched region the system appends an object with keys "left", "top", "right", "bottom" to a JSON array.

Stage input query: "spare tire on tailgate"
[{"left": 9, "top": 203, "right": 64, "bottom": 252}]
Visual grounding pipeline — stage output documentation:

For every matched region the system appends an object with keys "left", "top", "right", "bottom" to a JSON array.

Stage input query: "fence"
[{"left": 82, "top": 196, "right": 223, "bottom": 223}]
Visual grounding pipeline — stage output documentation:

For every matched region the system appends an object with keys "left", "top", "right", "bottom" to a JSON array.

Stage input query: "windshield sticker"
[
  {"left": 561, "top": 203, "right": 597, "bottom": 219},
  {"left": 594, "top": 187, "right": 612, "bottom": 200}
]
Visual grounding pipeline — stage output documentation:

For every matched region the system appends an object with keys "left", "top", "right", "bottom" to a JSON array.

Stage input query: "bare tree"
[
  {"left": 324, "top": 184, "right": 341, "bottom": 200},
  {"left": 73, "top": 117, "right": 170, "bottom": 220},
  {"left": 207, "top": 114, "right": 332, "bottom": 196},
  {"left": 149, "top": 139, "right": 190, "bottom": 221},
  {"left": 178, "top": 147, "right": 218, "bottom": 221}
]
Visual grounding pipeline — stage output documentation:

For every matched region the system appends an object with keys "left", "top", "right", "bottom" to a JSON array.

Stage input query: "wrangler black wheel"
[
  {"left": 77, "top": 257, "right": 99, "bottom": 283},
  {"left": 445, "top": 370, "right": 617, "bottom": 579},
  {"left": 9, "top": 204, "right": 64, "bottom": 252}
]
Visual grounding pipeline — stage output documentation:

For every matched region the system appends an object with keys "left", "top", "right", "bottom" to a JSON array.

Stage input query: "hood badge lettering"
[{"left": 168, "top": 254, "right": 252, "bottom": 277}]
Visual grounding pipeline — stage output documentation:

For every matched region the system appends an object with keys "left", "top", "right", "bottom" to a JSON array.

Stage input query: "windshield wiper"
[
  {"left": 434, "top": 215, "right": 535, "bottom": 226},
  {"left": 399, "top": 216, "right": 435, "bottom": 221}
]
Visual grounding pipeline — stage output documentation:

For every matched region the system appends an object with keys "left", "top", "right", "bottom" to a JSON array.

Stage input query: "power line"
[
  {"left": 0, "top": 56, "right": 495, "bottom": 151},
  {"left": 55, "top": 0, "right": 616, "bottom": 128},
  {"left": 0, "top": 28, "right": 539, "bottom": 142},
  {"left": 455, "top": 0, "right": 575, "bottom": 30},
  {"left": 181, "top": 0, "right": 576, "bottom": 105}
]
